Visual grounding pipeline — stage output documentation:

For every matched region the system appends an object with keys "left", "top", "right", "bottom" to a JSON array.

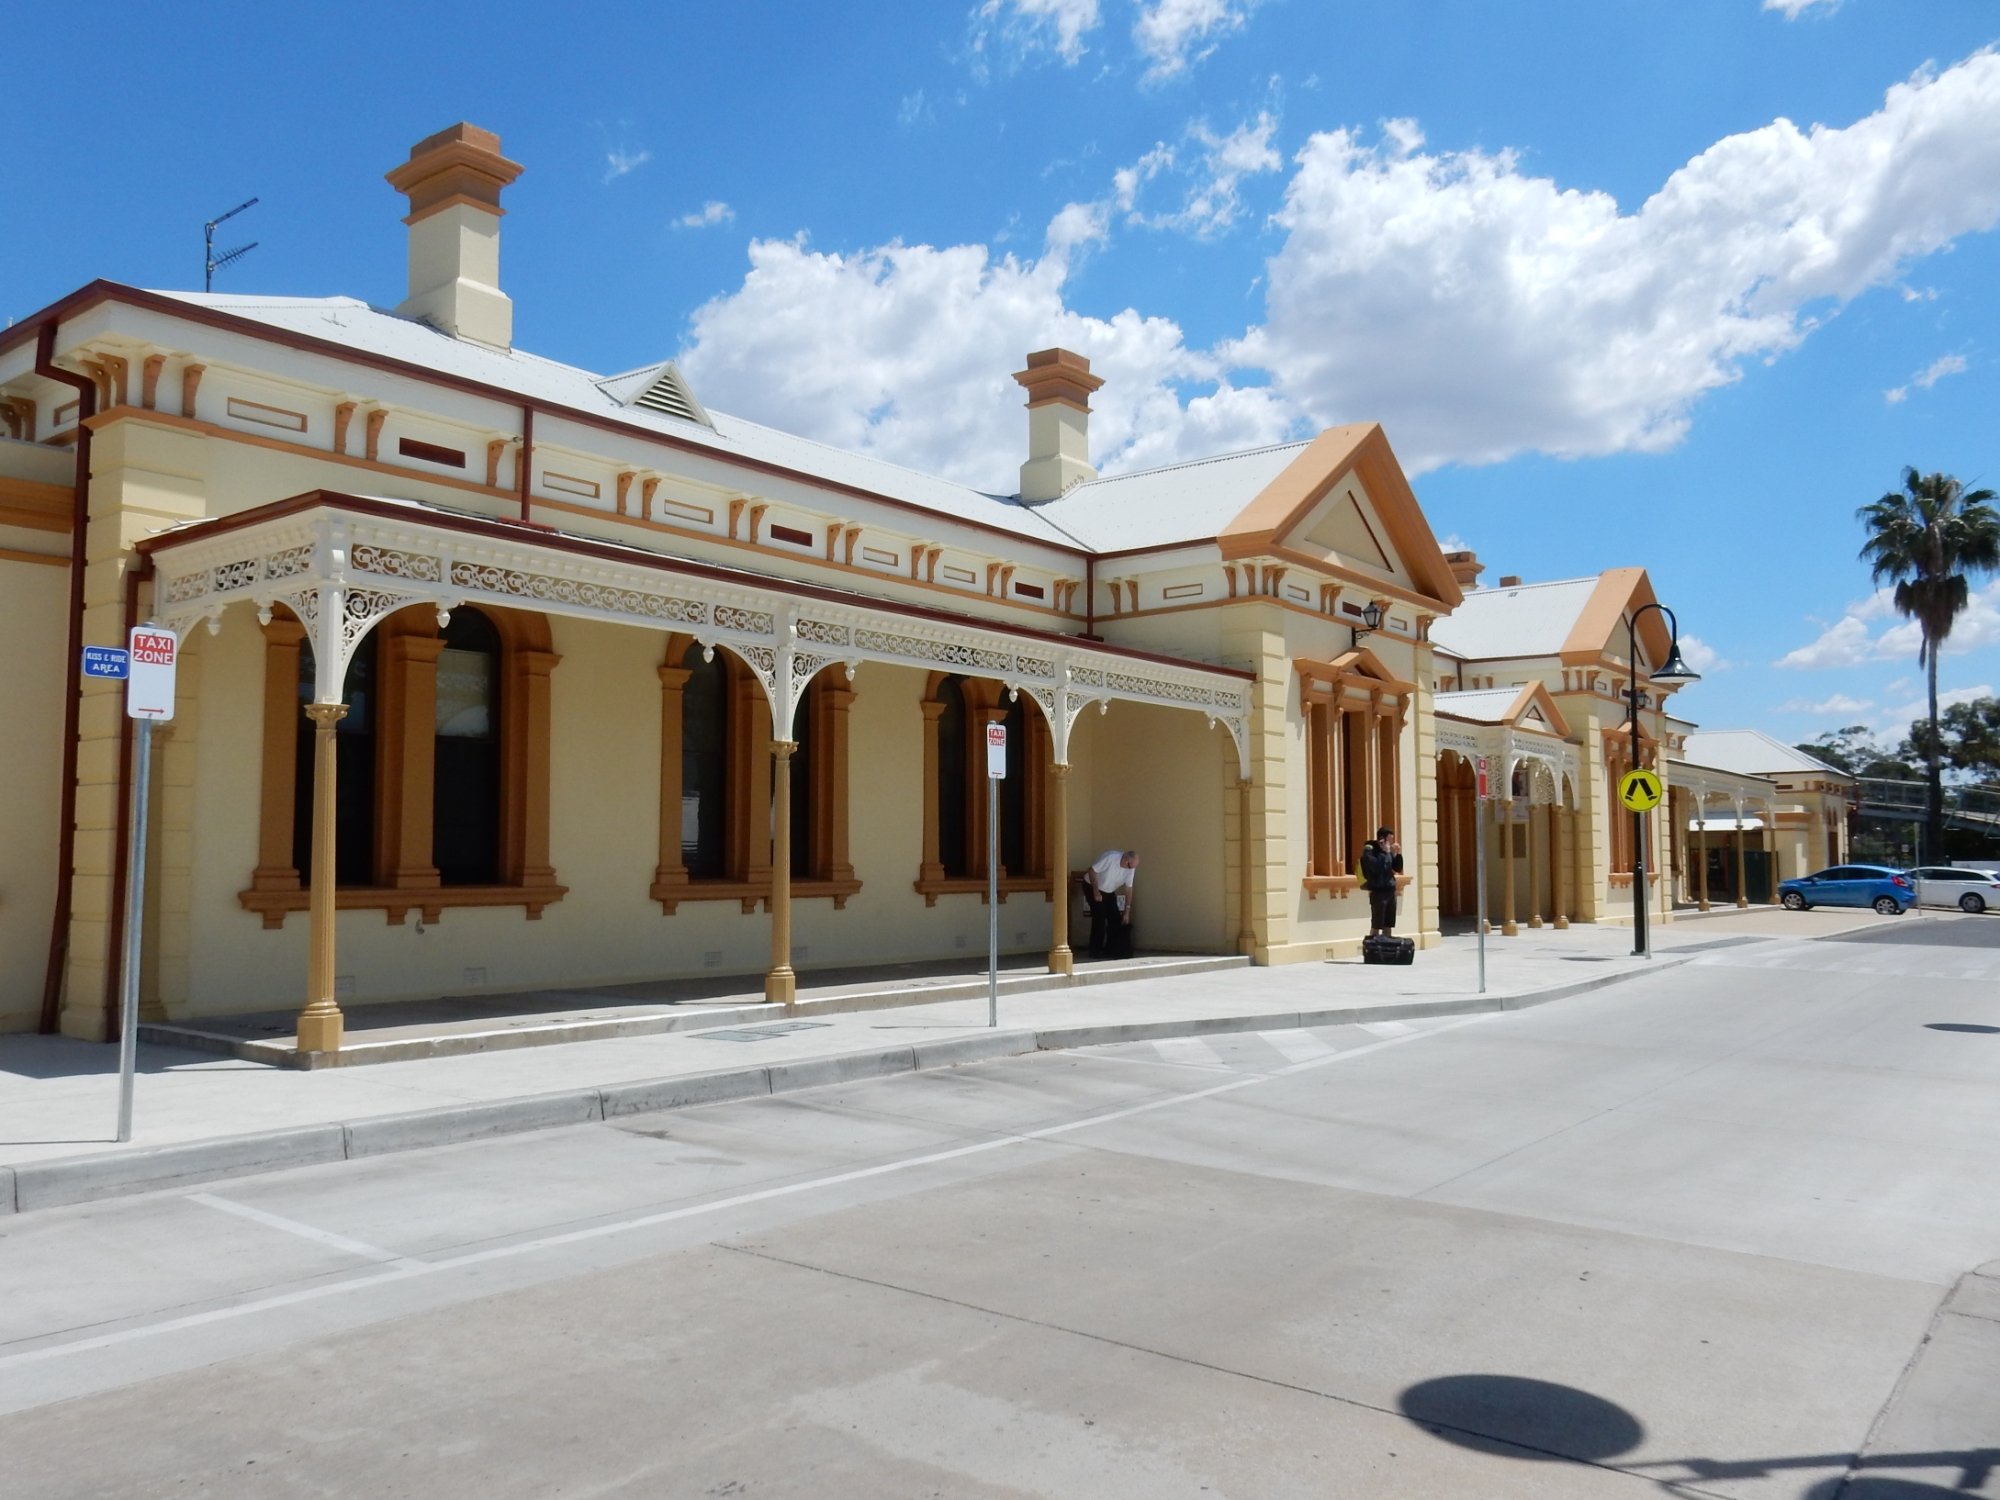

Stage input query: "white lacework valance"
[
  {"left": 140, "top": 497, "right": 1253, "bottom": 770},
  {"left": 1670, "top": 761, "right": 1780, "bottom": 815},
  {"left": 1435, "top": 718, "right": 1581, "bottom": 803}
]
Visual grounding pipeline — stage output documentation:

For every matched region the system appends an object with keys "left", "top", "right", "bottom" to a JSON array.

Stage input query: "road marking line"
[
  {"left": 1152, "top": 1036, "right": 1225, "bottom": 1067},
  {"left": 0, "top": 1015, "right": 1490, "bottom": 1373},
  {"left": 1255, "top": 1030, "right": 1335, "bottom": 1064},
  {"left": 1358, "top": 1020, "right": 1414, "bottom": 1038},
  {"left": 188, "top": 1193, "right": 427, "bottom": 1271}
]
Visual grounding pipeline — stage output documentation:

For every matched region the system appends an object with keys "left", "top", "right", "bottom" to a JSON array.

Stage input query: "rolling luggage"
[{"left": 1362, "top": 935, "right": 1415, "bottom": 966}]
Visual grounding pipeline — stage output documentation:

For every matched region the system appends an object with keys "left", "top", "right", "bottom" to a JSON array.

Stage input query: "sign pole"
[
  {"left": 116, "top": 718, "right": 153, "bottom": 1143},
  {"left": 986, "top": 722, "right": 1007, "bottom": 1028},
  {"left": 112, "top": 622, "right": 178, "bottom": 1143}
]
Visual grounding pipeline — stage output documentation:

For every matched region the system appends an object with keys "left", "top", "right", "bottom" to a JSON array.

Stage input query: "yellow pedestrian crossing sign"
[{"left": 1619, "top": 768, "right": 1664, "bottom": 812}]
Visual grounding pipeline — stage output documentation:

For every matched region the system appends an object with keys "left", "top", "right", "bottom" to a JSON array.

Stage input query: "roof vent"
[
  {"left": 595, "top": 362, "right": 711, "bottom": 427},
  {"left": 1498, "top": 574, "right": 1523, "bottom": 588}
]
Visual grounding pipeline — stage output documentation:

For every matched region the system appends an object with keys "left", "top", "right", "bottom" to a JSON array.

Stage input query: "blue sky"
[{"left": 6, "top": 0, "right": 1999, "bottom": 749}]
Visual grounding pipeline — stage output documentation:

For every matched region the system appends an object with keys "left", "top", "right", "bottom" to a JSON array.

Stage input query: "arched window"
[
  {"left": 651, "top": 638, "right": 859, "bottom": 912},
  {"left": 917, "top": 673, "right": 1050, "bottom": 903},
  {"left": 291, "top": 629, "right": 377, "bottom": 888},
  {"left": 247, "top": 603, "right": 562, "bottom": 927},
  {"left": 433, "top": 609, "right": 501, "bottom": 886}
]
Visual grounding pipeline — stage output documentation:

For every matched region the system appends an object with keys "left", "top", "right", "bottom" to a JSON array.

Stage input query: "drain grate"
[{"left": 694, "top": 1021, "right": 833, "bottom": 1042}]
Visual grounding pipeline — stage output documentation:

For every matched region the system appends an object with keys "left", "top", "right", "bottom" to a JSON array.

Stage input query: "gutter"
[{"left": 34, "top": 323, "right": 94, "bottom": 1036}]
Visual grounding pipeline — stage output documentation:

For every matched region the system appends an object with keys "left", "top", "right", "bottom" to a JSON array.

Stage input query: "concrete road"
[{"left": 3, "top": 921, "right": 1997, "bottom": 1498}]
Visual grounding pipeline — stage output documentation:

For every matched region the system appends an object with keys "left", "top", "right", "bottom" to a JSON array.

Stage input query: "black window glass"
[
  {"left": 434, "top": 610, "right": 501, "bottom": 885},
  {"left": 999, "top": 693, "right": 1027, "bottom": 876},
  {"left": 682, "top": 645, "right": 728, "bottom": 880},
  {"left": 790, "top": 680, "right": 814, "bottom": 879},
  {"left": 937, "top": 676, "right": 969, "bottom": 878}
]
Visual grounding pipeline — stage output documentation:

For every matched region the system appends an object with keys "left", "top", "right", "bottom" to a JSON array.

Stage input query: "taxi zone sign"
[{"left": 126, "top": 627, "right": 179, "bottom": 720}]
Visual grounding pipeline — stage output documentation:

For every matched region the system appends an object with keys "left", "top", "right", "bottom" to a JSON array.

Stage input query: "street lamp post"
[{"left": 1627, "top": 603, "right": 1701, "bottom": 957}]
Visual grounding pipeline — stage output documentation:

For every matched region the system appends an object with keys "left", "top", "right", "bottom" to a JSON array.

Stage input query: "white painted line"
[
  {"left": 1152, "top": 1036, "right": 1225, "bottom": 1068},
  {"left": 1255, "top": 1030, "right": 1335, "bottom": 1064},
  {"left": 188, "top": 1192, "right": 427, "bottom": 1271},
  {"left": 1357, "top": 1020, "right": 1414, "bottom": 1038},
  {"left": 0, "top": 1014, "right": 1490, "bottom": 1373}
]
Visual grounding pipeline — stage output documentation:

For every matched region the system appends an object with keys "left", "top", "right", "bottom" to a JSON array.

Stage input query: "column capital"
[{"left": 303, "top": 703, "right": 349, "bottom": 728}]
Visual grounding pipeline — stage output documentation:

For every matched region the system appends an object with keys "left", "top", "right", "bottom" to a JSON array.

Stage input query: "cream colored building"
[
  {"left": 1675, "top": 729, "right": 1855, "bottom": 903},
  {"left": 1429, "top": 560, "right": 1698, "bottom": 932},
  {"left": 0, "top": 124, "right": 1473, "bottom": 1051}
]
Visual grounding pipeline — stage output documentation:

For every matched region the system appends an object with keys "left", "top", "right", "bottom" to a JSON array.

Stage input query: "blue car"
[{"left": 1778, "top": 864, "right": 1914, "bottom": 915}]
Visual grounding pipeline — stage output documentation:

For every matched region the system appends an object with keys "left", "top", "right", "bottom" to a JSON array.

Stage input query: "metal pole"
[
  {"left": 1475, "top": 790, "right": 1488, "bottom": 995},
  {"left": 987, "top": 776, "right": 999, "bottom": 1028},
  {"left": 1629, "top": 615, "right": 1648, "bottom": 959},
  {"left": 116, "top": 718, "right": 153, "bottom": 1142}
]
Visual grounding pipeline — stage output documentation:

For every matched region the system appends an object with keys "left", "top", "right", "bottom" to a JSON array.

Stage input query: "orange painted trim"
[
  {"left": 528, "top": 494, "right": 1079, "bottom": 624},
  {"left": 0, "top": 476, "right": 72, "bottom": 531},
  {"left": 79, "top": 406, "right": 515, "bottom": 502},
  {"left": 0, "top": 545, "right": 69, "bottom": 568},
  {"left": 1558, "top": 568, "right": 1673, "bottom": 667}
]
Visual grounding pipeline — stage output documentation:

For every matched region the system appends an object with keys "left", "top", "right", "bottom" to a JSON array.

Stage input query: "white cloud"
[
  {"left": 1113, "top": 111, "right": 1283, "bottom": 236},
  {"left": 970, "top": 0, "right": 1101, "bottom": 69},
  {"left": 1677, "top": 633, "right": 1729, "bottom": 672},
  {"left": 602, "top": 148, "right": 651, "bottom": 184},
  {"left": 1777, "top": 693, "right": 1875, "bottom": 714},
  {"left": 675, "top": 49, "right": 2000, "bottom": 495},
  {"left": 1878, "top": 683, "right": 1994, "bottom": 739},
  {"left": 1778, "top": 580, "right": 2000, "bottom": 668},
  {"left": 1764, "top": 0, "right": 1840, "bottom": 18},
  {"left": 1133, "top": 0, "right": 1258, "bottom": 82},
  {"left": 1885, "top": 351, "right": 1970, "bottom": 404},
  {"left": 1232, "top": 49, "right": 2000, "bottom": 471},
  {"left": 676, "top": 231, "right": 1295, "bottom": 489},
  {"left": 674, "top": 201, "right": 736, "bottom": 230},
  {"left": 899, "top": 90, "right": 934, "bottom": 129}
]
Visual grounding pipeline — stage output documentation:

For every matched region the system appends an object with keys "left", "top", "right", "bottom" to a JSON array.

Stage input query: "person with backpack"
[{"left": 1360, "top": 827, "right": 1403, "bottom": 937}]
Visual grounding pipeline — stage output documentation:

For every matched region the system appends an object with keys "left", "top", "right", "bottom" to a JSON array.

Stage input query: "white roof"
[
  {"left": 1433, "top": 688, "right": 1523, "bottom": 724},
  {"left": 151, "top": 291, "right": 1294, "bottom": 554},
  {"left": 1682, "top": 728, "right": 1850, "bottom": 780},
  {"left": 1030, "top": 442, "right": 1311, "bottom": 551},
  {"left": 1429, "top": 576, "right": 1600, "bottom": 660}
]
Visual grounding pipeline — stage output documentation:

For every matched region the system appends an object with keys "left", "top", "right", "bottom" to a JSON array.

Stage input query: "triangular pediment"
[
  {"left": 1558, "top": 567, "right": 1673, "bottom": 668},
  {"left": 1504, "top": 681, "right": 1572, "bottom": 739},
  {"left": 1216, "top": 424, "right": 1462, "bottom": 611}
]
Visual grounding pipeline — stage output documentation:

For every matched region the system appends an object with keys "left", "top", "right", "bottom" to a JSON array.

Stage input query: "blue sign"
[{"left": 81, "top": 646, "right": 130, "bottom": 680}]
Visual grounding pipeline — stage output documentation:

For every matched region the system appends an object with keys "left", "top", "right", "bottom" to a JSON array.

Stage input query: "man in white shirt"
[{"left": 1086, "top": 848, "right": 1138, "bottom": 958}]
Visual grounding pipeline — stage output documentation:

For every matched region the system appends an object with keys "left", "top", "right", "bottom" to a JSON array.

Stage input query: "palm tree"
[{"left": 1858, "top": 468, "right": 2000, "bottom": 860}]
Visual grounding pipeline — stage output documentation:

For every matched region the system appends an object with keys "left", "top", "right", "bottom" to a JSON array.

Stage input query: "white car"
[{"left": 1903, "top": 866, "right": 2000, "bottom": 914}]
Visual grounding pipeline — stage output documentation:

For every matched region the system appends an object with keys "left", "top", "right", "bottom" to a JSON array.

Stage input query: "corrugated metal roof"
[
  {"left": 1683, "top": 729, "right": 1849, "bottom": 779},
  {"left": 1029, "top": 442, "right": 1312, "bottom": 551},
  {"left": 1429, "top": 577, "right": 1600, "bottom": 659},
  {"left": 1433, "top": 688, "right": 1521, "bottom": 723},
  {"left": 148, "top": 292, "right": 1333, "bottom": 556}
]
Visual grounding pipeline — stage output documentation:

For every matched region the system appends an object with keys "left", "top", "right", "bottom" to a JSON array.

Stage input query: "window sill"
[
  {"left": 238, "top": 882, "right": 569, "bottom": 929},
  {"left": 1301, "top": 873, "right": 1412, "bottom": 900},
  {"left": 651, "top": 876, "right": 864, "bottom": 915},
  {"left": 913, "top": 875, "right": 1054, "bottom": 908},
  {"left": 1608, "top": 872, "right": 1661, "bottom": 889}
]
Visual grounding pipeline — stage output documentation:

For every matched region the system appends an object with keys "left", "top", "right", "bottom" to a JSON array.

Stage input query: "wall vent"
[{"left": 597, "top": 361, "right": 713, "bottom": 428}]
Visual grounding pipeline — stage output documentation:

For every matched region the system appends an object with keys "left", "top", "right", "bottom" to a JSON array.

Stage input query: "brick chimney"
[
  {"left": 386, "top": 124, "right": 524, "bottom": 350},
  {"left": 1444, "top": 549, "right": 1485, "bottom": 590},
  {"left": 1013, "top": 348, "right": 1104, "bottom": 503}
]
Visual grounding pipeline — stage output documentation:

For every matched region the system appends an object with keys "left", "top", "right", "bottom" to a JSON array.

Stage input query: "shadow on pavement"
[{"left": 1397, "top": 1373, "right": 1997, "bottom": 1497}]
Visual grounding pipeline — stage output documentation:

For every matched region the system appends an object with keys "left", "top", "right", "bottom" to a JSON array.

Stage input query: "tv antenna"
[{"left": 203, "top": 197, "right": 260, "bottom": 293}]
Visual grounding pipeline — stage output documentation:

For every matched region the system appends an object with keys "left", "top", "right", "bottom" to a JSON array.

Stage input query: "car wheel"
[
  {"left": 1960, "top": 892, "right": 1987, "bottom": 915},
  {"left": 1781, "top": 891, "right": 1807, "bottom": 911},
  {"left": 1874, "top": 895, "right": 1902, "bottom": 915}
]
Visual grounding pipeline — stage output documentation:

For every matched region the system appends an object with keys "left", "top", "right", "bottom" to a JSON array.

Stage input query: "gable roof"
[
  {"left": 1213, "top": 425, "right": 1462, "bottom": 610},
  {"left": 1435, "top": 681, "right": 1572, "bottom": 738},
  {"left": 1429, "top": 567, "right": 1674, "bottom": 666},
  {"left": 1683, "top": 729, "right": 1853, "bottom": 780}
]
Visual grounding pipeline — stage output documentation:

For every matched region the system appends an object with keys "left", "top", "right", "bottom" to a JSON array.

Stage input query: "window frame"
[
  {"left": 240, "top": 602, "right": 565, "bottom": 928},
  {"left": 914, "top": 672, "right": 1051, "bottom": 906},
  {"left": 1296, "top": 651, "right": 1410, "bottom": 898}
]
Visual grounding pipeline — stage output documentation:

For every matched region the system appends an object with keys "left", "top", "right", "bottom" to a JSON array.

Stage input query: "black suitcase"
[{"left": 1362, "top": 935, "right": 1415, "bottom": 966}]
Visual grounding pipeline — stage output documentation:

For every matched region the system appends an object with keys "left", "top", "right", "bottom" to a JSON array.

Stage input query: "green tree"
[
  {"left": 1858, "top": 468, "right": 2000, "bottom": 858},
  {"left": 1915, "top": 695, "right": 2000, "bottom": 779},
  {"left": 1798, "top": 724, "right": 1919, "bottom": 779}
]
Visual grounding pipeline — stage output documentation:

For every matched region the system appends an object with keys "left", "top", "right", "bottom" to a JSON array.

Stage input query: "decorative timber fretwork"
[{"left": 138, "top": 493, "right": 1254, "bottom": 772}]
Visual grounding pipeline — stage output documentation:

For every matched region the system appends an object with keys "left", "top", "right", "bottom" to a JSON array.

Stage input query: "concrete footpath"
[{"left": 0, "top": 907, "right": 1873, "bottom": 1215}]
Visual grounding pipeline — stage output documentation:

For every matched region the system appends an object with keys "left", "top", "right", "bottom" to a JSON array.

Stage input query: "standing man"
[
  {"left": 1360, "top": 827, "right": 1403, "bottom": 937},
  {"left": 1086, "top": 848, "right": 1139, "bottom": 959}
]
